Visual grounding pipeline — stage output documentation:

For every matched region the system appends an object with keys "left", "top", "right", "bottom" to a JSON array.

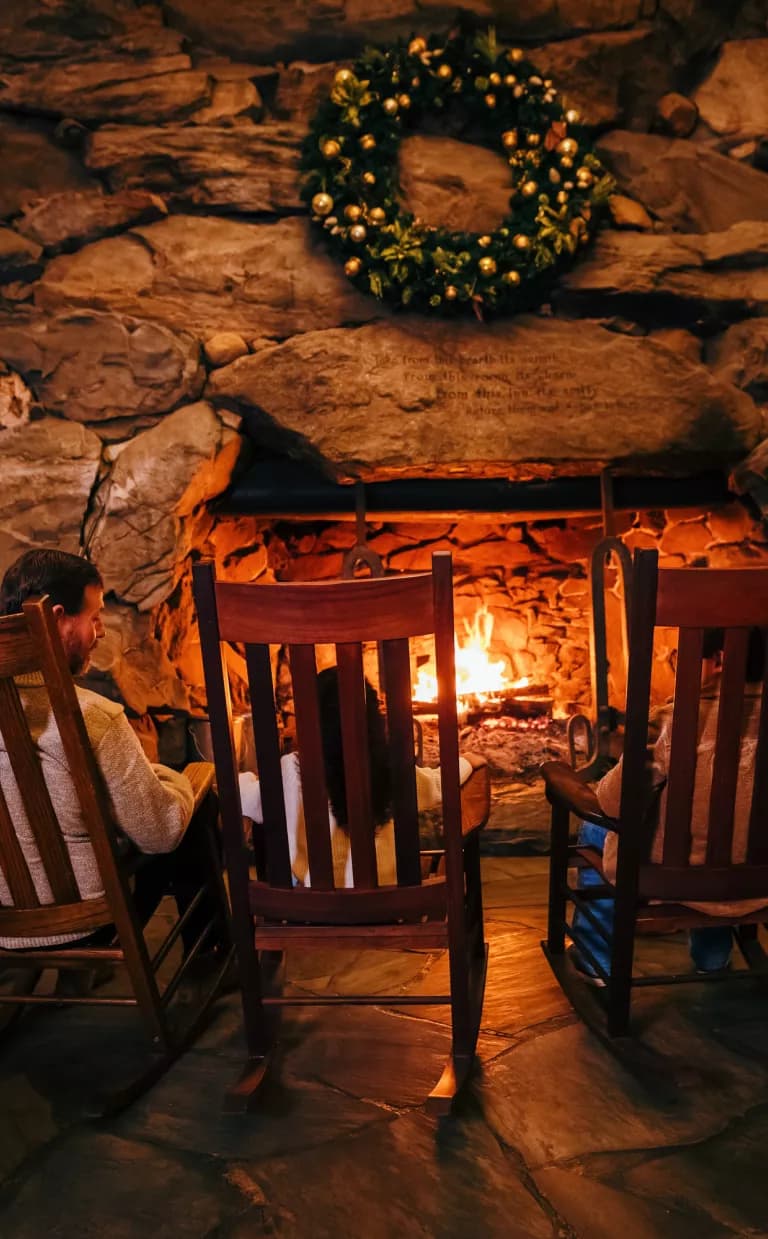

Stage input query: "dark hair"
[
  {"left": 702, "top": 627, "right": 767, "bottom": 683},
  {"left": 316, "top": 666, "right": 391, "bottom": 830},
  {"left": 0, "top": 549, "right": 103, "bottom": 618}
]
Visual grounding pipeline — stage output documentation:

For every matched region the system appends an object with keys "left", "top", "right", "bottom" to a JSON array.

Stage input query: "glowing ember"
[{"left": 413, "top": 604, "right": 529, "bottom": 702}]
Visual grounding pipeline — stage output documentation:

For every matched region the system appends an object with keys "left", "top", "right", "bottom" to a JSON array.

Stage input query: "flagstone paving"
[{"left": 1, "top": 855, "right": 767, "bottom": 1238}]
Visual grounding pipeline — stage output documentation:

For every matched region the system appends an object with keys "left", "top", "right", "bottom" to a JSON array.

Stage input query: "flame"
[{"left": 413, "top": 604, "right": 529, "bottom": 702}]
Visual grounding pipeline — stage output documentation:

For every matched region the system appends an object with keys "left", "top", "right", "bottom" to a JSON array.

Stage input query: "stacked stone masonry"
[{"left": 1, "top": 0, "right": 768, "bottom": 721}]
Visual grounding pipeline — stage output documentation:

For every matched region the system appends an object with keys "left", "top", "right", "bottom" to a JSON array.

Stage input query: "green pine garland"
[{"left": 301, "top": 28, "right": 615, "bottom": 317}]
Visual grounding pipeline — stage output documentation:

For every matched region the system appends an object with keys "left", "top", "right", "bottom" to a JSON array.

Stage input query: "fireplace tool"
[
  {"left": 567, "top": 474, "right": 633, "bottom": 779},
  {"left": 341, "top": 485, "right": 428, "bottom": 765}
]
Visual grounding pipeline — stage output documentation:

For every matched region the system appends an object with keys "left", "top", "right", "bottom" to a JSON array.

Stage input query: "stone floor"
[{"left": 1, "top": 853, "right": 768, "bottom": 1238}]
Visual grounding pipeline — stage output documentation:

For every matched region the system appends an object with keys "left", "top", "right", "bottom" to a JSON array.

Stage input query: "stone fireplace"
[{"left": 2, "top": 0, "right": 768, "bottom": 767}]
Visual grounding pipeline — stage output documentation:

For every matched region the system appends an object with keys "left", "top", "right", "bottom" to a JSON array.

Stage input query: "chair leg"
[
  {"left": 735, "top": 923, "right": 768, "bottom": 971},
  {"left": 464, "top": 832, "right": 485, "bottom": 958},
  {"left": 547, "top": 802, "right": 570, "bottom": 955},
  {"left": 607, "top": 892, "right": 636, "bottom": 1037},
  {"left": 427, "top": 940, "right": 488, "bottom": 1117},
  {"left": 222, "top": 934, "right": 277, "bottom": 1111}
]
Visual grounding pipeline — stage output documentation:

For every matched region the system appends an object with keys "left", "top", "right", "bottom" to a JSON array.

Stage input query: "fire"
[{"left": 413, "top": 604, "right": 529, "bottom": 702}]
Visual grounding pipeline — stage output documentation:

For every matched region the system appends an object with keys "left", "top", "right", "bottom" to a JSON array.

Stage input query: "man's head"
[{"left": 0, "top": 549, "right": 105, "bottom": 675}]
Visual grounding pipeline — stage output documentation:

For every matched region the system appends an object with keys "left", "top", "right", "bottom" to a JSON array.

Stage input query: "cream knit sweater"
[{"left": 0, "top": 674, "right": 194, "bottom": 948}]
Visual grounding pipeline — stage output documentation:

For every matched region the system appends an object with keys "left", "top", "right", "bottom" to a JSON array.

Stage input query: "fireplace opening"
[{"left": 104, "top": 455, "right": 767, "bottom": 854}]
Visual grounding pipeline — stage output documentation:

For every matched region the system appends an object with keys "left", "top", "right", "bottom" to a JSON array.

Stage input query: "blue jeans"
[{"left": 572, "top": 821, "right": 733, "bottom": 976}]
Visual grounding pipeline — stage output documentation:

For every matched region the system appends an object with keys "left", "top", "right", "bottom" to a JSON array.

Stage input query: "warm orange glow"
[{"left": 414, "top": 604, "right": 529, "bottom": 702}]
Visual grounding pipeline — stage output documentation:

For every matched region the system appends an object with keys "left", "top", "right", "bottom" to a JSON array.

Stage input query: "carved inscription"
[{"left": 395, "top": 348, "right": 615, "bottom": 419}]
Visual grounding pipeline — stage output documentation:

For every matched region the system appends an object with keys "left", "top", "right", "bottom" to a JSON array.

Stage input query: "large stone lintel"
[{"left": 206, "top": 318, "right": 761, "bottom": 483}]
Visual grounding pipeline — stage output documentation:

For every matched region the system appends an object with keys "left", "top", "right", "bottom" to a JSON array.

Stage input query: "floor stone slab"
[
  {"left": 228, "top": 1108, "right": 555, "bottom": 1239},
  {"left": 0, "top": 1130, "right": 241, "bottom": 1238},
  {"left": 479, "top": 1013, "right": 768, "bottom": 1168}
]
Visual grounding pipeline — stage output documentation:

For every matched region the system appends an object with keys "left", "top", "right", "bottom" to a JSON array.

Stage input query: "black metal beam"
[{"left": 218, "top": 459, "right": 732, "bottom": 519}]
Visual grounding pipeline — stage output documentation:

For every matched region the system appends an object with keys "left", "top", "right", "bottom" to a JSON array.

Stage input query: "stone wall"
[{"left": 2, "top": 0, "right": 768, "bottom": 719}]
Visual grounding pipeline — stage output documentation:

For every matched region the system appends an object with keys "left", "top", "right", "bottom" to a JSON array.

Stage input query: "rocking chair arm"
[
  {"left": 460, "top": 761, "right": 491, "bottom": 837},
  {"left": 540, "top": 760, "right": 618, "bottom": 831},
  {"left": 183, "top": 761, "right": 216, "bottom": 813}
]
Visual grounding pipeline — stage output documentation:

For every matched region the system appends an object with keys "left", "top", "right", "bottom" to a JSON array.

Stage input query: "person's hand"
[{"left": 462, "top": 751, "right": 487, "bottom": 770}]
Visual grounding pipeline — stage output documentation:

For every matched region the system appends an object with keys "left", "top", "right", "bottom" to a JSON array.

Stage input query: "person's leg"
[
  {"left": 164, "top": 789, "right": 229, "bottom": 955},
  {"left": 132, "top": 790, "right": 229, "bottom": 956},
  {"left": 689, "top": 926, "right": 732, "bottom": 972},
  {"left": 571, "top": 821, "right": 614, "bottom": 978}
]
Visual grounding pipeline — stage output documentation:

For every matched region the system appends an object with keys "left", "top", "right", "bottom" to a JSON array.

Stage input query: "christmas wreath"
[{"left": 301, "top": 28, "right": 614, "bottom": 317}]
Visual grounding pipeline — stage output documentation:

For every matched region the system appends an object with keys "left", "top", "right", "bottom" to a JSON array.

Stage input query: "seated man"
[
  {"left": 0, "top": 548, "right": 227, "bottom": 956},
  {"left": 571, "top": 627, "right": 768, "bottom": 983}
]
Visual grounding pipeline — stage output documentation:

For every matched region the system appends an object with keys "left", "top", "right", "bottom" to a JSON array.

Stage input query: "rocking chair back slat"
[
  {"left": 289, "top": 643, "right": 336, "bottom": 891},
  {"left": 662, "top": 626, "right": 703, "bottom": 866},
  {"left": 747, "top": 639, "right": 768, "bottom": 865},
  {"left": 0, "top": 676, "right": 80, "bottom": 907},
  {"left": 245, "top": 643, "right": 293, "bottom": 888},
  {"left": 336, "top": 642, "right": 378, "bottom": 889},
  {"left": 380, "top": 637, "right": 421, "bottom": 887},
  {"left": 706, "top": 627, "right": 749, "bottom": 867}
]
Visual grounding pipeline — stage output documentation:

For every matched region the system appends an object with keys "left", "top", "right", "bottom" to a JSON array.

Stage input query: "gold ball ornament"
[
  {"left": 344, "top": 257, "right": 362, "bottom": 277},
  {"left": 359, "top": 133, "right": 376, "bottom": 152},
  {"left": 362, "top": 171, "right": 376, "bottom": 186},
  {"left": 344, "top": 203, "right": 362, "bottom": 221},
  {"left": 560, "top": 155, "right": 574, "bottom": 169},
  {"left": 334, "top": 68, "right": 354, "bottom": 87},
  {"left": 485, "top": 93, "right": 497, "bottom": 108},
  {"left": 478, "top": 256, "right": 497, "bottom": 276},
  {"left": 565, "top": 108, "right": 581, "bottom": 125},
  {"left": 368, "top": 207, "right": 386, "bottom": 225},
  {"left": 408, "top": 37, "right": 427, "bottom": 55},
  {"left": 489, "top": 72, "right": 501, "bottom": 86},
  {"left": 513, "top": 233, "right": 531, "bottom": 250},
  {"left": 382, "top": 97, "right": 399, "bottom": 115},
  {"left": 444, "top": 284, "right": 458, "bottom": 301},
  {"left": 398, "top": 92, "right": 412, "bottom": 109},
  {"left": 556, "top": 137, "right": 579, "bottom": 157},
  {"left": 437, "top": 63, "right": 452, "bottom": 80},
  {"left": 521, "top": 180, "right": 539, "bottom": 197},
  {"left": 349, "top": 223, "right": 367, "bottom": 243},
  {"left": 576, "top": 167, "right": 594, "bottom": 187},
  {"left": 508, "top": 48, "right": 524, "bottom": 63},
  {"left": 526, "top": 132, "right": 541, "bottom": 147},
  {"left": 503, "top": 270, "right": 521, "bottom": 286},
  {"left": 478, "top": 234, "right": 493, "bottom": 248},
  {"left": 311, "top": 192, "right": 334, "bottom": 216},
  {"left": 556, "top": 190, "right": 569, "bottom": 205},
  {"left": 321, "top": 139, "right": 341, "bottom": 159},
  {"left": 502, "top": 129, "right": 518, "bottom": 149},
  {"left": 504, "top": 74, "right": 517, "bottom": 87}
]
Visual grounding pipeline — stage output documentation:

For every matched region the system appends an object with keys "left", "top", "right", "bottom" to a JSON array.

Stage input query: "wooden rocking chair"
[
  {"left": 193, "top": 550, "right": 490, "bottom": 1115},
  {"left": 542, "top": 549, "right": 768, "bottom": 1036},
  {"left": 0, "top": 596, "right": 233, "bottom": 1105}
]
